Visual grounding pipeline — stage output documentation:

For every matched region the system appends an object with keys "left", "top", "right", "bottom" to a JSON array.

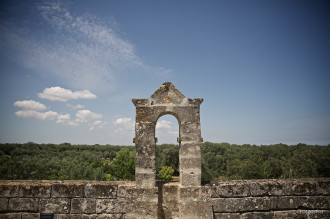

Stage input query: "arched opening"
[{"left": 155, "top": 114, "right": 180, "bottom": 181}]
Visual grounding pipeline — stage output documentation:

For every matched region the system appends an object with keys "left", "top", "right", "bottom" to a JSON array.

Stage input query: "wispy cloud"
[
  {"left": 90, "top": 120, "right": 107, "bottom": 131},
  {"left": 15, "top": 110, "right": 58, "bottom": 121},
  {"left": 113, "top": 117, "right": 135, "bottom": 134},
  {"left": 38, "top": 86, "right": 96, "bottom": 102},
  {"left": 0, "top": 1, "right": 171, "bottom": 90},
  {"left": 156, "top": 119, "right": 179, "bottom": 136},
  {"left": 66, "top": 104, "right": 85, "bottom": 109},
  {"left": 56, "top": 114, "right": 79, "bottom": 127},
  {"left": 75, "top": 109, "right": 102, "bottom": 123},
  {"left": 14, "top": 100, "right": 47, "bottom": 111},
  {"left": 14, "top": 93, "right": 105, "bottom": 130}
]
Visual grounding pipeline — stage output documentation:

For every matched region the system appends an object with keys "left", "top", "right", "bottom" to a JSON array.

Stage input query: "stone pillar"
[
  {"left": 134, "top": 121, "right": 156, "bottom": 188},
  {"left": 179, "top": 120, "right": 202, "bottom": 187}
]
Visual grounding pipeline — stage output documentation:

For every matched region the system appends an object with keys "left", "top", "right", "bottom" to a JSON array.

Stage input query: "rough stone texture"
[
  {"left": 52, "top": 182, "right": 85, "bottom": 198},
  {"left": 71, "top": 198, "right": 96, "bottom": 214},
  {"left": 0, "top": 178, "right": 329, "bottom": 218},
  {"left": 96, "top": 198, "right": 126, "bottom": 214},
  {"left": 0, "top": 198, "right": 8, "bottom": 211},
  {"left": 21, "top": 213, "right": 40, "bottom": 219},
  {"left": 0, "top": 182, "right": 20, "bottom": 197},
  {"left": 69, "top": 214, "right": 89, "bottom": 219},
  {"left": 161, "top": 183, "right": 179, "bottom": 219},
  {"left": 85, "top": 182, "right": 117, "bottom": 198},
  {"left": 125, "top": 187, "right": 158, "bottom": 219},
  {"left": 54, "top": 215, "right": 69, "bottom": 219},
  {"left": 90, "top": 214, "right": 124, "bottom": 219},
  {"left": 8, "top": 198, "right": 39, "bottom": 212},
  {"left": 179, "top": 186, "right": 213, "bottom": 219},
  {"left": 133, "top": 82, "right": 203, "bottom": 188},
  {"left": 0, "top": 213, "right": 21, "bottom": 219},
  {"left": 39, "top": 198, "right": 70, "bottom": 214},
  {"left": 211, "top": 197, "right": 273, "bottom": 212},
  {"left": 19, "top": 182, "right": 51, "bottom": 198}
]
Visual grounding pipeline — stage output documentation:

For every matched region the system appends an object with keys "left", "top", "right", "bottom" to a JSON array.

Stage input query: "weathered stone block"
[
  {"left": 180, "top": 157, "right": 201, "bottom": 169},
  {"left": 22, "top": 213, "right": 40, "bottom": 219},
  {"left": 125, "top": 187, "right": 158, "bottom": 218},
  {"left": 71, "top": 198, "right": 96, "bottom": 214},
  {"left": 52, "top": 182, "right": 85, "bottom": 198},
  {"left": 85, "top": 182, "right": 117, "bottom": 198},
  {"left": 96, "top": 198, "right": 126, "bottom": 214},
  {"left": 135, "top": 173, "right": 155, "bottom": 188},
  {"left": 180, "top": 186, "right": 202, "bottom": 199},
  {"left": 249, "top": 181, "right": 271, "bottom": 196},
  {"left": 117, "top": 185, "right": 129, "bottom": 198},
  {"left": 0, "top": 198, "right": 8, "bottom": 211},
  {"left": 210, "top": 181, "right": 250, "bottom": 198},
  {"left": 275, "top": 196, "right": 309, "bottom": 210},
  {"left": 179, "top": 200, "right": 212, "bottom": 219},
  {"left": 0, "top": 182, "right": 20, "bottom": 197},
  {"left": 316, "top": 179, "right": 330, "bottom": 195},
  {"left": 307, "top": 196, "right": 330, "bottom": 209},
  {"left": 39, "top": 198, "right": 69, "bottom": 214},
  {"left": 126, "top": 201, "right": 158, "bottom": 219},
  {"left": 8, "top": 198, "right": 39, "bottom": 212},
  {"left": 291, "top": 179, "right": 316, "bottom": 195},
  {"left": 274, "top": 210, "right": 308, "bottom": 219},
  {"left": 0, "top": 213, "right": 21, "bottom": 219},
  {"left": 162, "top": 184, "right": 179, "bottom": 207},
  {"left": 19, "top": 182, "right": 51, "bottom": 198},
  {"left": 307, "top": 210, "right": 330, "bottom": 218},
  {"left": 179, "top": 143, "right": 201, "bottom": 157},
  {"left": 214, "top": 213, "right": 240, "bottom": 219},
  {"left": 90, "top": 214, "right": 124, "bottom": 219},
  {"left": 241, "top": 211, "right": 274, "bottom": 219},
  {"left": 267, "top": 180, "right": 293, "bottom": 196},
  {"left": 212, "top": 197, "right": 272, "bottom": 213},
  {"left": 126, "top": 187, "right": 158, "bottom": 202},
  {"left": 135, "top": 157, "right": 156, "bottom": 170},
  {"left": 180, "top": 171, "right": 201, "bottom": 187},
  {"left": 54, "top": 214, "right": 69, "bottom": 219},
  {"left": 69, "top": 214, "right": 89, "bottom": 219}
]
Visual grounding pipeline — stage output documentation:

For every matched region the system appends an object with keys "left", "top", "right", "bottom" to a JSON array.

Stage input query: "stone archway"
[{"left": 132, "top": 82, "right": 203, "bottom": 187}]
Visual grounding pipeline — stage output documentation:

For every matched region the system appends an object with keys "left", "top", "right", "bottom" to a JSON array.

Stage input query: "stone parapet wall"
[
  {"left": 1, "top": 178, "right": 329, "bottom": 218},
  {"left": 0, "top": 180, "right": 135, "bottom": 219},
  {"left": 206, "top": 178, "right": 330, "bottom": 218}
]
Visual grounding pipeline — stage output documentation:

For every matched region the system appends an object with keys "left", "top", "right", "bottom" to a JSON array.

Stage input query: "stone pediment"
[
  {"left": 132, "top": 82, "right": 203, "bottom": 106},
  {"left": 149, "top": 82, "right": 186, "bottom": 105}
]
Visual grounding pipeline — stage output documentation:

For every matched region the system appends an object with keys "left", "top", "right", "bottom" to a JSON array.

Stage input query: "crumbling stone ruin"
[
  {"left": 132, "top": 82, "right": 203, "bottom": 187},
  {"left": 0, "top": 82, "right": 329, "bottom": 218}
]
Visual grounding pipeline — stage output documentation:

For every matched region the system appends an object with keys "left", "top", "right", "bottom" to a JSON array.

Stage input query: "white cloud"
[
  {"left": 66, "top": 104, "right": 85, "bottom": 109},
  {"left": 15, "top": 110, "right": 58, "bottom": 121},
  {"left": 113, "top": 117, "right": 135, "bottom": 132},
  {"left": 156, "top": 120, "right": 172, "bottom": 129},
  {"left": 0, "top": 1, "right": 172, "bottom": 90},
  {"left": 76, "top": 109, "right": 102, "bottom": 123},
  {"left": 38, "top": 87, "right": 96, "bottom": 102},
  {"left": 14, "top": 100, "right": 47, "bottom": 111},
  {"left": 89, "top": 120, "right": 107, "bottom": 131},
  {"left": 156, "top": 119, "right": 179, "bottom": 136},
  {"left": 73, "top": 104, "right": 85, "bottom": 109},
  {"left": 56, "top": 114, "right": 79, "bottom": 127}
]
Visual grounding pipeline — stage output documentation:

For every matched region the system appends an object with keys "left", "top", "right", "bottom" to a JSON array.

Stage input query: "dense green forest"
[{"left": 0, "top": 142, "right": 329, "bottom": 182}]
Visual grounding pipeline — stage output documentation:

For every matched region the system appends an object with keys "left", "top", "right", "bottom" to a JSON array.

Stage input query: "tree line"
[{"left": 0, "top": 142, "right": 329, "bottom": 182}]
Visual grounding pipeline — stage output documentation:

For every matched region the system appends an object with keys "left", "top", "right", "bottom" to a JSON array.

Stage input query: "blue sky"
[{"left": 0, "top": 0, "right": 329, "bottom": 145}]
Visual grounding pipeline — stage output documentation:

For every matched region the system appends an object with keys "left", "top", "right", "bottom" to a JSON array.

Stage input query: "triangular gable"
[{"left": 149, "top": 82, "right": 187, "bottom": 105}]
